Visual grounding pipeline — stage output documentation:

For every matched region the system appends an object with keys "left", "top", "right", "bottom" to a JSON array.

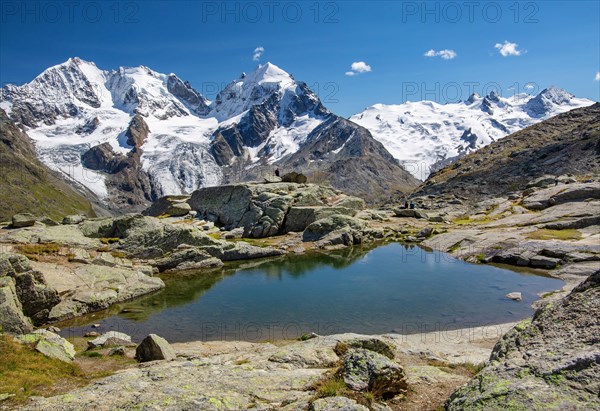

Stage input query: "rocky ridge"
[
  {"left": 446, "top": 270, "right": 600, "bottom": 410},
  {"left": 0, "top": 108, "right": 96, "bottom": 221},
  {"left": 412, "top": 103, "right": 600, "bottom": 202}
]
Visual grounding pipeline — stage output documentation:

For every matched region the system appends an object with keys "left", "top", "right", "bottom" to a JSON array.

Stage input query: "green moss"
[
  {"left": 544, "top": 373, "right": 565, "bottom": 386},
  {"left": 447, "top": 240, "right": 463, "bottom": 253},
  {"left": 514, "top": 319, "right": 531, "bottom": 332},
  {"left": 526, "top": 229, "right": 582, "bottom": 240},
  {"left": 100, "top": 237, "right": 120, "bottom": 245},
  {"left": 110, "top": 251, "right": 126, "bottom": 259},
  {"left": 541, "top": 290, "right": 560, "bottom": 298}
]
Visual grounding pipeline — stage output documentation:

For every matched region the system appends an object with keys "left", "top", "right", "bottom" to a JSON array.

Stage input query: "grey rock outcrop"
[
  {"left": 302, "top": 215, "right": 367, "bottom": 246},
  {"left": 281, "top": 171, "right": 307, "bottom": 184},
  {"left": 447, "top": 270, "right": 600, "bottom": 410},
  {"left": 334, "top": 337, "right": 396, "bottom": 360},
  {"left": 342, "top": 348, "right": 408, "bottom": 397},
  {"left": 153, "top": 247, "right": 223, "bottom": 272},
  {"left": 142, "top": 195, "right": 192, "bottom": 217},
  {"left": 186, "top": 183, "right": 365, "bottom": 238},
  {"left": 393, "top": 209, "right": 429, "bottom": 219},
  {"left": 18, "top": 329, "right": 76, "bottom": 363},
  {"left": 0, "top": 253, "right": 59, "bottom": 325},
  {"left": 11, "top": 213, "right": 37, "bottom": 228},
  {"left": 522, "top": 182, "right": 600, "bottom": 210},
  {"left": 135, "top": 334, "right": 176, "bottom": 362},
  {"left": 88, "top": 331, "right": 133, "bottom": 348},
  {"left": 310, "top": 396, "right": 369, "bottom": 411},
  {"left": 0, "top": 276, "right": 34, "bottom": 334},
  {"left": 79, "top": 213, "right": 284, "bottom": 266},
  {"left": 62, "top": 214, "right": 86, "bottom": 225},
  {"left": 44, "top": 262, "right": 165, "bottom": 322}
]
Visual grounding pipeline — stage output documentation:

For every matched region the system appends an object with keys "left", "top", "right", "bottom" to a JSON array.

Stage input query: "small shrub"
[
  {"left": 314, "top": 377, "right": 349, "bottom": 398},
  {"left": 100, "top": 238, "right": 120, "bottom": 245},
  {"left": 110, "top": 251, "right": 126, "bottom": 259},
  {"left": 333, "top": 341, "right": 349, "bottom": 357},
  {"left": 15, "top": 243, "right": 61, "bottom": 259}
]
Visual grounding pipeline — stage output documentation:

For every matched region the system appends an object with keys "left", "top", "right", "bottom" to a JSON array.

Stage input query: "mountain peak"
[
  {"left": 525, "top": 86, "right": 579, "bottom": 117},
  {"left": 465, "top": 92, "right": 481, "bottom": 104},
  {"left": 535, "top": 86, "right": 573, "bottom": 101},
  {"left": 39, "top": 57, "right": 98, "bottom": 76},
  {"left": 246, "top": 62, "right": 293, "bottom": 85}
]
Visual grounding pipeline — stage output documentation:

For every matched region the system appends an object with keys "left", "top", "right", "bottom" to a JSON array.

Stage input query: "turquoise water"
[{"left": 59, "top": 243, "right": 563, "bottom": 342}]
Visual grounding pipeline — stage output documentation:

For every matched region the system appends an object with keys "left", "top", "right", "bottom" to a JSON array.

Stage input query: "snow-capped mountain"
[
  {"left": 350, "top": 88, "right": 594, "bottom": 180},
  {"left": 0, "top": 58, "right": 418, "bottom": 209}
]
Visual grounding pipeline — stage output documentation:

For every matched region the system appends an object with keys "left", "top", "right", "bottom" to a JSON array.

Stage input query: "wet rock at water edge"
[{"left": 505, "top": 292, "right": 522, "bottom": 301}]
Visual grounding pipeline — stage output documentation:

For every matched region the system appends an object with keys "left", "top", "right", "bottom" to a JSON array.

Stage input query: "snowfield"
[
  {"left": 0, "top": 59, "right": 326, "bottom": 199},
  {"left": 350, "top": 89, "right": 594, "bottom": 180}
]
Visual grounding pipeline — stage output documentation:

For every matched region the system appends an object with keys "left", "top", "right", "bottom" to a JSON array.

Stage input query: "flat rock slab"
[
  {"left": 23, "top": 342, "right": 327, "bottom": 410},
  {"left": 18, "top": 329, "right": 75, "bottom": 363},
  {"left": 310, "top": 396, "right": 369, "bottom": 411},
  {"left": 88, "top": 331, "right": 133, "bottom": 348},
  {"left": 31, "top": 261, "right": 165, "bottom": 322}
]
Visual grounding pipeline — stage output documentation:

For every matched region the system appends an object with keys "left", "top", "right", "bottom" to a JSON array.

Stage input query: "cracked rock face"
[
  {"left": 186, "top": 182, "right": 366, "bottom": 238},
  {"left": 342, "top": 348, "right": 408, "bottom": 397},
  {"left": 446, "top": 270, "right": 600, "bottom": 410},
  {"left": 0, "top": 253, "right": 59, "bottom": 327}
]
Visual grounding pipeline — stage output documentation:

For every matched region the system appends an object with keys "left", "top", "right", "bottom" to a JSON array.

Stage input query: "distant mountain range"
[
  {"left": 411, "top": 102, "right": 600, "bottom": 201},
  {"left": 0, "top": 58, "right": 594, "bottom": 211},
  {"left": 350, "top": 87, "right": 594, "bottom": 180}
]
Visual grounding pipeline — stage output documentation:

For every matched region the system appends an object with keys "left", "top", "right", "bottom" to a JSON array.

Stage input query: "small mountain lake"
[{"left": 57, "top": 243, "right": 563, "bottom": 343}]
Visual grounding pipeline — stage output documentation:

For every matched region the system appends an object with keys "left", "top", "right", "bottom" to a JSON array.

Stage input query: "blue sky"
[{"left": 1, "top": 0, "right": 598, "bottom": 117}]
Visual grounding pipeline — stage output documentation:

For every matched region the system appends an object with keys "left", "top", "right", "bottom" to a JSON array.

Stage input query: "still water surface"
[{"left": 58, "top": 243, "right": 563, "bottom": 342}]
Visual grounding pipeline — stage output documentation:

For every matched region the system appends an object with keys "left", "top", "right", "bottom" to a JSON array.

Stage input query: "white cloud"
[
  {"left": 424, "top": 49, "right": 457, "bottom": 60},
  {"left": 252, "top": 46, "right": 264, "bottom": 62},
  {"left": 495, "top": 41, "right": 524, "bottom": 57},
  {"left": 524, "top": 83, "right": 535, "bottom": 90},
  {"left": 345, "top": 61, "right": 372, "bottom": 76},
  {"left": 351, "top": 61, "right": 372, "bottom": 73},
  {"left": 595, "top": 72, "right": 600, "bottom": 81}
]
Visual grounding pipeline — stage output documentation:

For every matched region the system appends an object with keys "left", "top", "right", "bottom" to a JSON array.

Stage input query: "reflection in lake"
[{"left": 58, "top": 243, "right": 563, "bottom": 343}]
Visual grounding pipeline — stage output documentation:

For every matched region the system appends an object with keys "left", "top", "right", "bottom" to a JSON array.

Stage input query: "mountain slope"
[
  {"left": 278, "top": 117, "right": 419, "bottom": 202},
  {"left": 350, "top": 88, "right": 594, "bottom": 180},
  {"left": 0, "top": 109, "right": 95, "bottom": 221},
  {"left": 411, "top": 103, "right": 600, "bottom": 201},
  {"left": 0, "top": 58, "right": 418, "bottom": 209}
]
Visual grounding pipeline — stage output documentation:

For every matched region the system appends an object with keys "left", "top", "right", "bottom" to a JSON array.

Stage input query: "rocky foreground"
[
  {"left": 447, "top": 271, "right": 600, "bottom": 410},
  {"left": 19, "top": 327, "right": 515, "bottom": 411},
  {"left": 0, "top": 156, "right": 599, "bottom": 409}
]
